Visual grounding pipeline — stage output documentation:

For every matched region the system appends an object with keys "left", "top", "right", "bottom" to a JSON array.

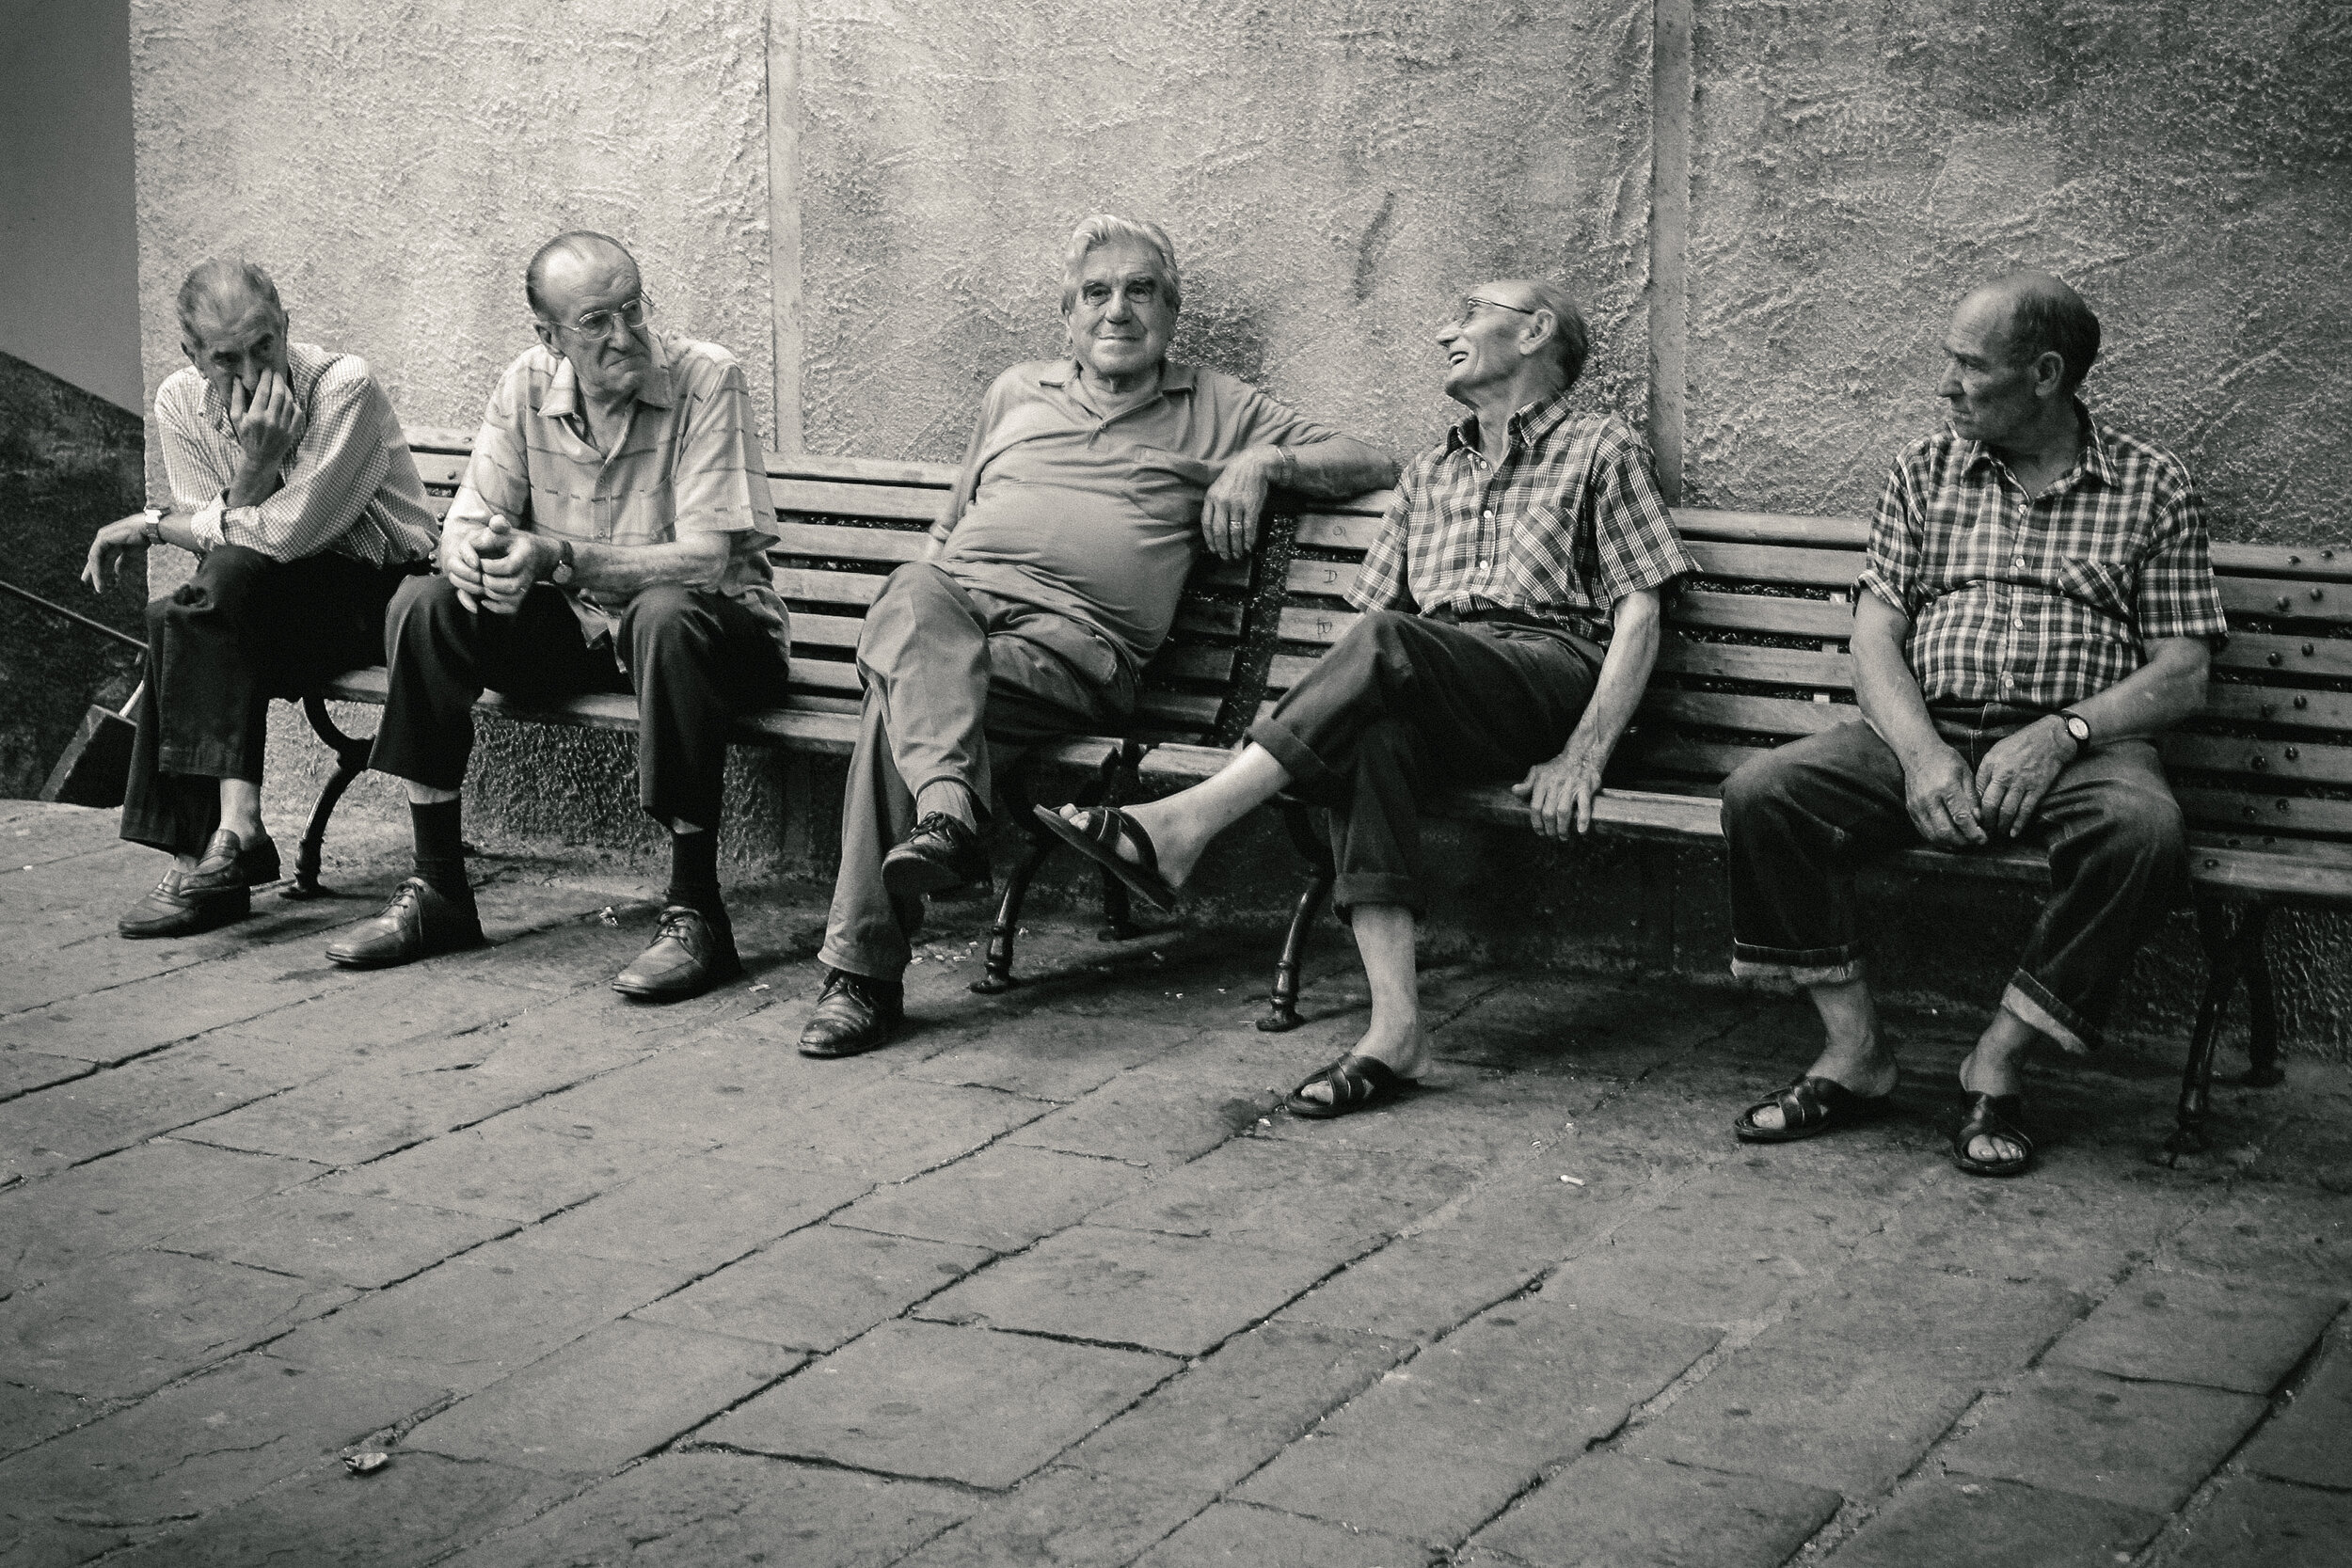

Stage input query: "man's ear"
[
  {"left": 1520, "top": 309, "right": 1558, "bottom": 362},
  {"left": 532, "top": 319, "right": 558, "bottom": 354},
  {"left": 2033, "top": 349, "right": 2068, "bottom": 401},
  {"left": 181, "top": 337, "right": 201, "bottom": 369}
]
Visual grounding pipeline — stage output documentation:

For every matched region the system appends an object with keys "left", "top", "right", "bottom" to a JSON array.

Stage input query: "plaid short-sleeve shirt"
[
  {"left": 1349, "top": 393, "right": 1692, "bottom": 630},
  {"left": 1857, "top": 404, "right": 2227, "bottom": 709}
]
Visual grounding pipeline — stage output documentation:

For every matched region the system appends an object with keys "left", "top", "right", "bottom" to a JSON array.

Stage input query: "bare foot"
[
  {"left": 1293, "top": 1018, "right": 1431, "bottom": 1106},
  {"left": 1057, "top": 800, "right": 1206, "bottom": 888},
  {"left": 1958, "top": 1053, "right": 2027, "bottom": 1165}
]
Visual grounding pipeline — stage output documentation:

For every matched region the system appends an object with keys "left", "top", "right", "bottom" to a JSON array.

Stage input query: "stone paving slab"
[
  {"left": 0, "top": 1382, "right": 90, "bottom": 1461},
  {"left": 310, "top": 1116, "right": 688, "bottom": 1222},
  {"left": 899, "top": 1013, "right": 1205, "bottom": 1101},
  {"left": 512, "top": 1154, "right": 868, "bottom": 1273},
  {"left": 0, "top": 1044, "right": 311, "bottom": 1181},
  {"left": 1, "top": 1139, "right": 318, "bottom": 1291},
  {"left": 1136, "top": 1500, "right": 1437, "bottom": 1567},
  {"left": 441, "top": 1450, "right": 970, "bottom": 1568},
  {"left": 0, "top": 1048, "right": 92, "bottom": 1102},
  {"left": 1008, "top": 1064, "right": 1283, "bottom": 1168},
  {"left": 403, "top": 1318, "right": 803, "bottom": 1476},
  {"left": 894, "top": 1465, "right": 1219, "bottom": 1568},
  {"left": 915, "top": 1224, "right": 1339, "bottom": 1356},
  {"left": 1465, "top": 1452, "right": 1842, "bottom": 1568},
  {"left": 2161, "top": 1472, "right": 2352, "bottom": 1568},
  {"left": 631, "top": 1223, "right": 991, "bottom": 1352},
  {"left": 2156, "top": 1185, "right": 2352, "bottom": 1291},
  {"left": 723, "top": 1075, "right": 1056, "bottom": 1182},
  {"left": 1941, "top": 1367, "right": 2270, "bottom": 1514},
  {"left": 1087, "top": 1138, "right": 1476, "bottom": 1261},
  {"left": 1234, "top": 1300, "right": 1719, "bottom": 1544},
  {"left": 0, "top": 1249, "right": 354, "bottom": 1400},
  {"left": 151, "top": 1189, "right": 516, "bottom": 1289},
  {"left": 2041, "top": 1268, "right": 2343, "bottom": 1394},
  {"left": 701, "top": 1318, "right": 1176, "bottom": 1488},
  {"left": 2237, "top": 1331, "right": 2352, "bottom": 1488},
  {"left": 1826, "top": 1475, "right": 2165, "bottom": 1568},
  {"left": 837, "top": 1142, "right": 1149, "bottom": 1253},
  {"left": 1065, "top": 1321, "right": 1406, "bottom": 1491}
]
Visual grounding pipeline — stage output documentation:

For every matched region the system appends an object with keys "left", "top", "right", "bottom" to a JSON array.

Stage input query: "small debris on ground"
[
  {"left": 344, "top": 1452, "right": 390, "bottom": 1476},
  {"left": 597, "top": 906, "right": 618, "bottom": 927},
  {"left": 749, "top": 982, "right": 770, "bottom": 992},
  {"left": 1560, "top": 1175, "right": 1584, "bottom": 1185}
]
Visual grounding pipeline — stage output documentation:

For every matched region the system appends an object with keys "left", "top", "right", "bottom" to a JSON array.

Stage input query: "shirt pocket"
[
  {"left": 2056, "top": 555, "right": 2138, "bottom": 624},
  {"left": 1502, "top": 501, "right": 1573, "bottom": 606},
  {"left": 1122, "top": 448, "right": 1225, "bottom": 525}
]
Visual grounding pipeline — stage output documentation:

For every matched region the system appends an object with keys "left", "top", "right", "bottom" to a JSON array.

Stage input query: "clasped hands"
[
  {"left": 443, "top": 516, "right": 554, "bottom": 613},
  {"left": 1902, "top": 718, "right": 2076, "bottom": 848}
]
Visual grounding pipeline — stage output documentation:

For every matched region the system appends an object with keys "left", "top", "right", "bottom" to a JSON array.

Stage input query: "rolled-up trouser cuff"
[
  {"left": 1331, "top": 871, "right": 1421, "bottom": 924},
  {"left": 817, "top": 942, "right": 904, "bottom": 985},
  {"left": 1248, "top": 717, "right": 1331, "bottom": 793},
  {"left": 2002, "top": 972, "right": 2094, "bottom": 1055},
  {"left": 1730, "top": 941, "right": 1865, "bottom": 987}
]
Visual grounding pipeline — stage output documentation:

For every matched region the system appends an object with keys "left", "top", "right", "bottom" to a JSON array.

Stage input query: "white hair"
[{"left": 1058, "top": 214, "right": 1183, "bottom": 314}]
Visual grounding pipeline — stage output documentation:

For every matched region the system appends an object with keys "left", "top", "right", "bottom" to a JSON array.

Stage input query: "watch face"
[{"left": 2066, "top": 716, "right": 2090, "bottom": 742}]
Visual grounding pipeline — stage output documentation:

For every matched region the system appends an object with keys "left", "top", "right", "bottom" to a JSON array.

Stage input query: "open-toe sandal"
[
  {"left": 1285, "top": 1053, "right": 1412, "bottom": 1119},
  {"left": 1030, "top": 804, "right": 1179, "bottom": 913},
  {"left": 1734, "top": 1073, "right": 1894, "bottom": 1144},
  {"left": 1950, "top": 1092, "right": 2034, "bottom": 1177}
]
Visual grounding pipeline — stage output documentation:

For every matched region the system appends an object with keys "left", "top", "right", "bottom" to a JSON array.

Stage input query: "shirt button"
[
  {"left": 2013, "top": 617, "right": 2025, "bottom": 628},
  {"left": 2013, "top": 556, "right": 2026, "bottom": 568}
]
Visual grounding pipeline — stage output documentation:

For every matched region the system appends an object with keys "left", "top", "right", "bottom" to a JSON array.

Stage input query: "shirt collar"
[
  {"left": 1037, "top": 357, "right": 1196, "bottom": 394},
  {"left": 540, "top": 331, "right": 675, "bottom": 421},
  {"left": 1445, "top": 384, "right": 1580, "bottom": 458},
  {"left": 1960, "top": 398, "right": 2112, "bottom": 488}
]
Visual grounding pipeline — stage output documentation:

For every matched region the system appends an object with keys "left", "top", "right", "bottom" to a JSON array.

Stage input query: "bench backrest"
[
  {"left": 403, "top": 430, "right": 1266, "bottom": 749},
  {"left": 1263, "top": 499, "right": 2352, "bottom": 861}
]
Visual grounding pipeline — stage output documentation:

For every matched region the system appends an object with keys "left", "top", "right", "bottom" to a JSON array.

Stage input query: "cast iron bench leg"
[
  {"left": 2239, "top": 904, "right": 2284, "bottom": 1088},
  {"left": 288, "top": 692, "right": 374, "bottom": 900},
  {"left": 1260, "top": 800, "right": 1334, "bottom": 1033},
  {"left": 1095, "top": 740, "right": 1149, "bottom": 942}
]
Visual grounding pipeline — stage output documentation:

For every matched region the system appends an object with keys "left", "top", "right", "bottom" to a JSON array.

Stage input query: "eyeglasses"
[
  {"left": 552, "top": 291, "right": 655, "bottom": 340},
  {"left": 1446, "top": 295, "right": 1538, "bottom": 329}
]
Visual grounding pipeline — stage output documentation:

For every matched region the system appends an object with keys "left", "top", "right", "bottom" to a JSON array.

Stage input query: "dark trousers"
[
  {"left": 1247, "top": 610, "right": 1602, "bottom": 917},
  {"left": 1719, "top": 703, "right": 2188, "bottom": 1053},
  {"left": 818, "top": 562, "right": 1134, "bottom": 980},
  {"left": 120, "top": 545, "right": 412, "bottom": 856},
  {"left": 369, "top": 576, "right": 790, "bottom": 832}
]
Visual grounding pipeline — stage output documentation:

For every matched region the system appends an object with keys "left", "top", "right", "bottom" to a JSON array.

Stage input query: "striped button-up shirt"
[
  {"left": 446, "top": 332, "right": 786, "bottom": 656},
  {"left": 154, "top": 342, "right": 439, "bottom": 567},
  {"left": 1858, "top": 405, "right": 2227, "bottom": 710},
  {"left": 1350, "top": 391, "right": 1692, "bottom": 630}
]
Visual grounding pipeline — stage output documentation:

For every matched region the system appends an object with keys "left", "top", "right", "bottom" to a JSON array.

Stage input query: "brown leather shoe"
[
  {"left": 612, "top": 905, "right": 742, "bottom": 1001},
  {"left": 326, "top": 877, "right": 484, "bottom": 969},
  {"left": 882, "top": 813, "right": 991, "bottom": 903},
  {"left": 118, "top": 865, "right": 248, "bottom": 939},
  {"left": 797, "top": 967, "right": 905, "bottom": 1058},
  {"left": 180, "top": 828, "right": 281, "bottom": 899}
]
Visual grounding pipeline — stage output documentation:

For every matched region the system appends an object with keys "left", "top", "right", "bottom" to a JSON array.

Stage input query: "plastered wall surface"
[{"left": 795, "top": 0, "right": 1657, "bottom": 462}]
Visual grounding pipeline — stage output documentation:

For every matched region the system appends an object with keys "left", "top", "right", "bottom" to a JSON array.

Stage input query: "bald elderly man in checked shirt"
[
  {"left": 331, "top": 231, "right": 790, "bottom": 1000},
  {"left": 1041, "top": 278, "right": 1694, "bottom": 1117},
  {"left": 1722, "top": 274, "right": 2227, "bottom": 1178},
  {"left": 83, "top": 258, "right": 438, "bottom": 939}
]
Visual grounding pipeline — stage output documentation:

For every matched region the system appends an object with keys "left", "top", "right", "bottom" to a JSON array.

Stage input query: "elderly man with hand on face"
[
  {"left": 329, "top": 230, "right": 790, "bottom": 999},
  {"left": 1721, "top": 274, "right": 2225, "bottom": 1177},
  {"left": 1041, "top": 280, "right": 1693, "bottom": 1117},
  {"left": 86, "top": 258, "right": 437, "bottom": 939},
  {"left": 794, "top": 214, "right": 1397, "bottom": 1059}
]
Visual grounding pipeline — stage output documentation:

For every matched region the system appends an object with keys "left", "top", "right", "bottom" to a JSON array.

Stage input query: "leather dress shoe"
[
  {"left": 797, "top": 967, "right": 905, "bottom": 1058},
  {"left": 612, "top": 905, "right": 742, "bottom": 1001},
  {"left": 179, "top": 828, "right": 280, "bottom": 898},
  {"left": 118, "top": 864, "right": 248, "bottom": 939},
  {"left": 882, "top": 813, "right": 990, "bottom": 903},
  {"left": 326, "top": 877, "right": 484, "bottom": 969}
]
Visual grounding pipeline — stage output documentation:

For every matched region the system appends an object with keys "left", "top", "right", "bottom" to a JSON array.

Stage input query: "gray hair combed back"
[
  {"left": 526, "top": 230, "right": 638, "bottom": 318},
  {"left": 1058, "top": 214, "right": 1183, "bottom": 314},
  {"left": 2005, "top": 278, "right": 2102, "bottom": 395},
  {"left": 177, "top": 258, "right": 284, "bottom": 338},
  {"left": 1523, "top": 281, "right": 1592, "bottom": 389}
]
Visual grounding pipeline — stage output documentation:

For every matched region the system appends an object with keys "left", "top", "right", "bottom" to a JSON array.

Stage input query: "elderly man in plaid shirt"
[
  {"left": 1722, "top": 274, "right": 2226, "bottom": 1177},
  {"left": 1045, "top": 278, "right": 1693, "bottom": 1117}
]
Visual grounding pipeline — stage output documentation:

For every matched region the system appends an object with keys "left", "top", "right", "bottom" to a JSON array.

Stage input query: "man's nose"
[
  {"left": 1102, "top": 293, "right": 1134, "bottom": 321},
  {"left": 1936, "top": 362, "right": 1963, "bottom": 398},
  {"left": 1435, "top": 321, "right": 1461, "bottom": 347}
]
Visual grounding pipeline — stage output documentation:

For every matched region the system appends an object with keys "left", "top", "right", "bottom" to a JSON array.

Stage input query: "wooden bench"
[
  {"left": 1263, "top": 500, "right": 2352, "bottom": 1152},
  {"left": 293, "top": 429, "right": 2348, "bottom": 1153}
]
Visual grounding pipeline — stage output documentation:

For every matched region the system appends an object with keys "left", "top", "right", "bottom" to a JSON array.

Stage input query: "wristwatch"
[
  {"left": 2058, "top": 710, "right": 2092, "bottom": 751},
  {"left": 139, "top": 507, "right": 165, "bottom": 546},
  {"left": 550, "top": 539, "right": 576, "bottom": 586}
]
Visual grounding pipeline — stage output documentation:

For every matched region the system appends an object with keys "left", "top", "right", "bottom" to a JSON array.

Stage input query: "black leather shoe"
[
  {"left": 326, "top": 877, "right": 484, "bottom": 969},
  {"left": 180, "top": 828, "right": 281, "bottom": 898},
  {"left": 797, "top": 967, "right": 905, "bottom": 1058},
  {"left": 612, "top": 905, "right": 742, "bottom": 1001},
  {"left": 118, "top": 865, "right": 248, "bottom": 939},
  {"left": 882, "top": 813, "right": 990, "bottom": 903}
]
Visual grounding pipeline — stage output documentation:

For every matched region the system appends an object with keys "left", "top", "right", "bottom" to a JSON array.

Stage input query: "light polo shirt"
[
  {"left": 933, "top": 358, "right": 1337, "bottom": 672},
  {"left": 446, "top": 331, "right": 786, "bottom": 656}
]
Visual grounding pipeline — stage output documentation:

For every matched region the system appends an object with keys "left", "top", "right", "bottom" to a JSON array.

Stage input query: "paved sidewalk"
[{"left": 2, "top": 800, "right": 2347, "bottom": 1567}]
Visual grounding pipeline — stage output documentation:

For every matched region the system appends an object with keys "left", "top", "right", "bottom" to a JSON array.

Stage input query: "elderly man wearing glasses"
[
  {"left": 1041, "top": 279, "right": 1692, "bottom": 1117},
  {"left": 332, "top": 230, "right": 789, "bottom": 999},
  {"left": 794, "top": 214, "right": 1397, "bottom": 1058}
]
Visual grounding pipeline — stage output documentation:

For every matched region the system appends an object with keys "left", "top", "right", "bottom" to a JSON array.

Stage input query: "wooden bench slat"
[
  {"left": 413, "top": 451, "right": 469, "bottom": 489},
  {"left": 1687, "top": 541, "right": 1863, "bottom": 588},
  {"left": 2165, "top": 733, "right": 2352, "bottom": 786},
  {"left": 1283, "top": 559, "right": 1361, "bottom": 599},
  {"left": 2209, "top": 542, "right": 2352, "bottom": 582},
  {"left": 2217, "top": 578, "right": 2352, "bottom": 624},
  {"left": 1644, "top": 690, "right": 1852, "bottom": 737},
  {"left": 1656, "top": 636, "right": 1851, "bottom": 689},
  {"left": 771, "top": 453, "right": 958, "bottom": 489},
  {"left": 1295, "top": 514, "right": 1379, "bottom": 552},
  {"left": 2178, "top": 789, "right": 2352, "bottom": 839},
  {"left": 1673, "top": 591, "right": 1852, "bottom": 639},
  {"left": 792, "top": 612, "right": 864, "bottom": 651},
  {"left": 771, "top": 521, "right": 930, "bottom": 562},
  {"left": 1276, "top": 605, "right": 1360, "bottom": 647},
  {"left": 1152, "top": 644, "right": 1239, "bottom": 684},
  {"left": 2197, "top": 684, "right": 2352, "bottom": 733},
  {"left": 790, "top": 660, "right": 863, "bottom": 695},
  {"left": 776, "top": 567, "right": 887, "bottom": 607},
  {"left": 773, "top": 478, "right": 946, "bottom": 523},
  {"left": 1674, "top": 510, "right": 1868, "bottom": 548},
  {"left": 2215, "top": 631, "right": 2352, "bottom": 680}
]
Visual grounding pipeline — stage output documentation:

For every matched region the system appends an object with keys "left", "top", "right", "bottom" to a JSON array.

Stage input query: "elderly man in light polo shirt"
[
  {"left": 332, "top": 230, "right": 789, "bottom": 999},
  {"left": 795, "top": 214, "right": 1397, "bottom": 1058}
]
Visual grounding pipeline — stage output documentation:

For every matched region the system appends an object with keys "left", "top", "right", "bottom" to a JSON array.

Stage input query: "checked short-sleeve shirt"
[
  {"left": 1349, "top": 392, "right": 1692, "bottom": 631},
  {"left": 1857, "top": 404, "right": 2227, "bottom": 710}
]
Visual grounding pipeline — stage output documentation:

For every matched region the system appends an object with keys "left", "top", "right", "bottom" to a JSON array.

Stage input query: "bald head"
[
  {"left": 1959, "top": 271, "right": 2101, "bottom": 395},
  {"left": 525, "top": 231, "right": 639, "bottom": 321},
  {"left": 176, "top": 258, "right": 284, "bottom": 342}
]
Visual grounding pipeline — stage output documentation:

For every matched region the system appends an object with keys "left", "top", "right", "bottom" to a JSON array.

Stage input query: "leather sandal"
[
  {"left": 1951, "top": 1092, "right": 2035, "bottom": 1177},
  {"left": 1030, "top": 804, "right": 1178, "bottom": 913},
  {"left": 1285, "top": 1053, "right": 1413, "bottom": 1119},
  {"left": 1734, "top": 1073, "right": 1895, "bottom": 1144}
]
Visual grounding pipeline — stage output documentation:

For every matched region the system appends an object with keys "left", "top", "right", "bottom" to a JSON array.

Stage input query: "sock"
[
  {"left": 914, "top": 780, "right": 978, "bottom": 831},
  {"left": 409, "top": 800, "right": 471, "bottom": 903},
  {"left": 666, "top": 828, "right": 723, "bottom": 918}
]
